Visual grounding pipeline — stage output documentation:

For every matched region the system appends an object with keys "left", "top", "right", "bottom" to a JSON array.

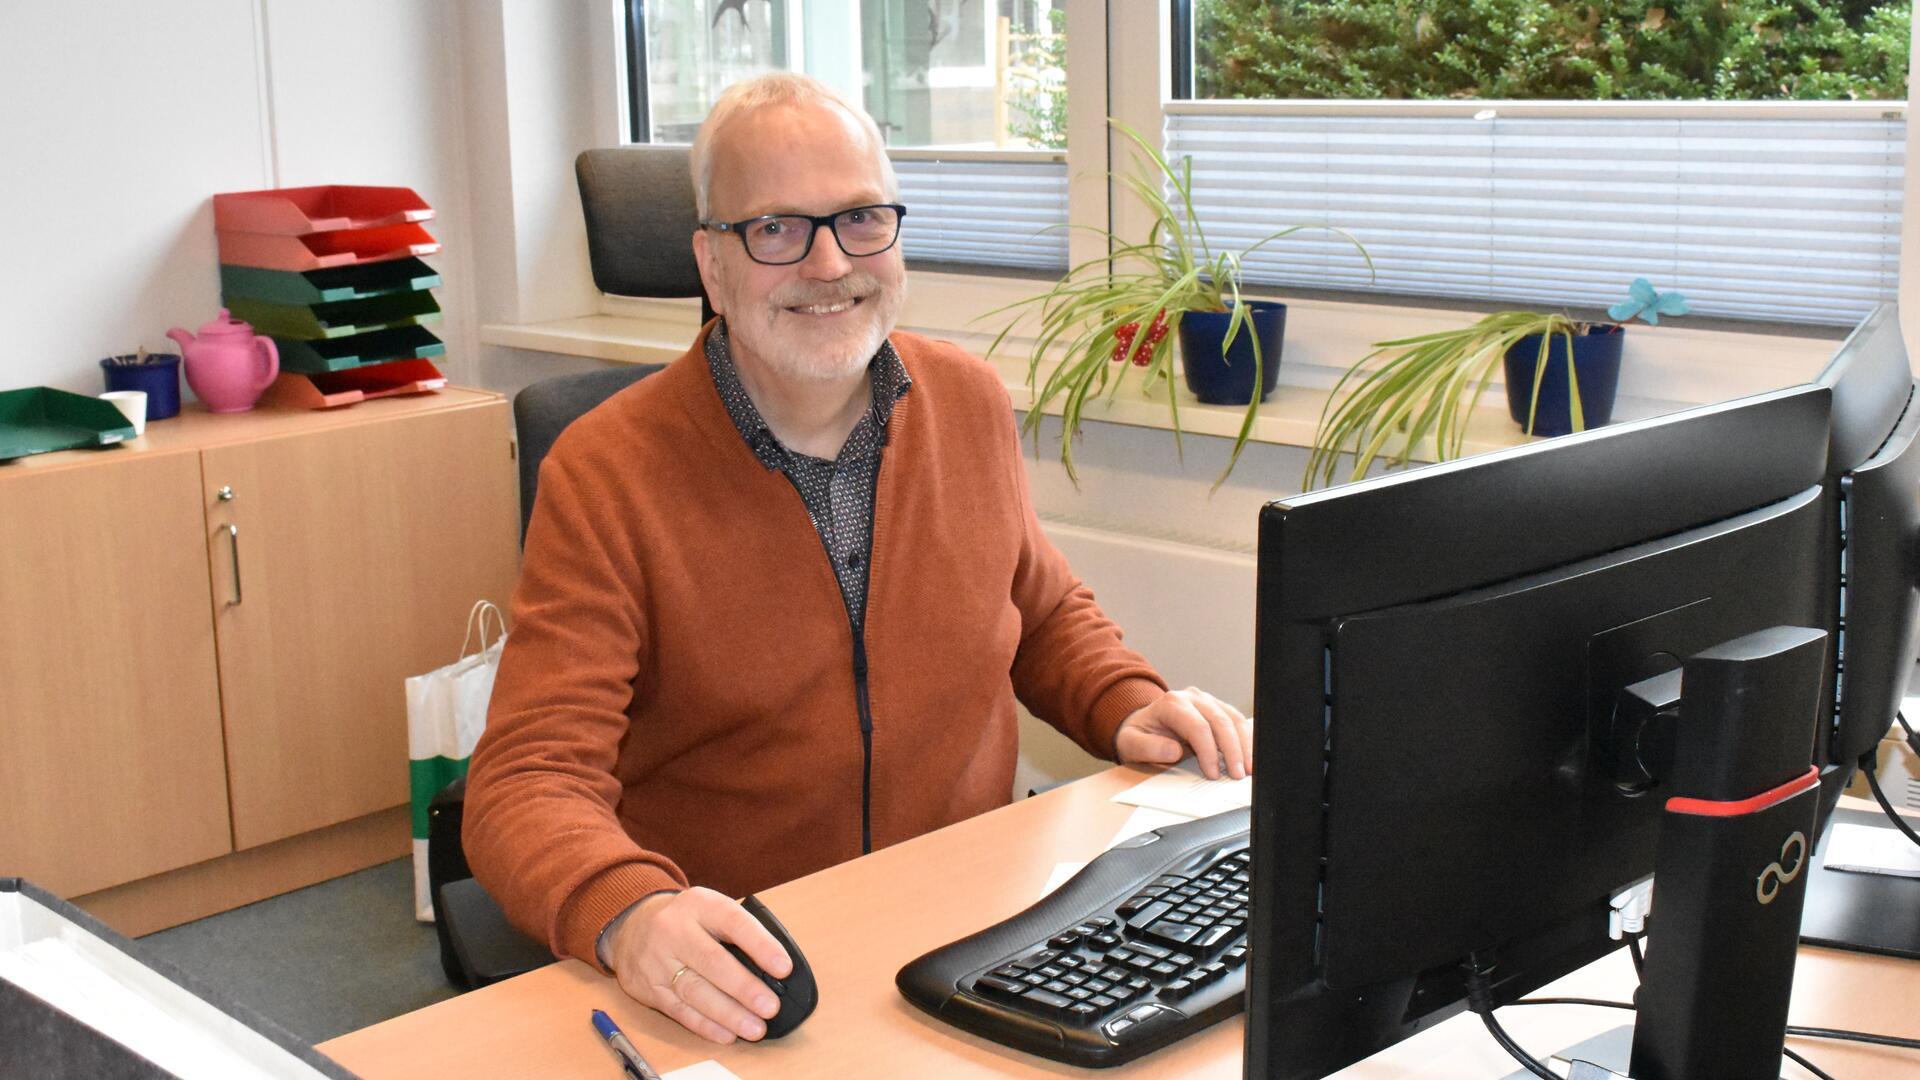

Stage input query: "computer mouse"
[{"left": 724, "top": 894, "right": 817, "bottom": 1039}]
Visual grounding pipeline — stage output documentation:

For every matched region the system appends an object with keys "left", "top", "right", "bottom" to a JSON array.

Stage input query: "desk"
[{"left": 320, "top": 768, "right": 1920, "bottom": 1078}]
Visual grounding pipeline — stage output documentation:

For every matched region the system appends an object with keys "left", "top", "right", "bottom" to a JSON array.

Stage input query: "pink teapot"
[{"left": 167, "top": 309, "right": 279, "bottom": 413}]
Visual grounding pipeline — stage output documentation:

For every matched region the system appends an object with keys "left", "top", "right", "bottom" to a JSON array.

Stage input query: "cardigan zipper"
[
  {"left": 853, "top": 451, "right": 882, "bottom": 857},
  {"left": 852, "top": 633, "right": 874, "bottom": 854},
  {"left": 778, "top": 471, "right": 880, "bottom": 858}
]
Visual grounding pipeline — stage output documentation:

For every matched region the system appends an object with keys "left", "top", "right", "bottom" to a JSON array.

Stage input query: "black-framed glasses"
[{"left": 702, "top": 203, "right": 907, "bottom": 266}]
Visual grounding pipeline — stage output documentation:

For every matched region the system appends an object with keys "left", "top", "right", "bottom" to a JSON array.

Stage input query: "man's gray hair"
[{"left": 689, "top": 72, "right": 898, "bottom": 219}]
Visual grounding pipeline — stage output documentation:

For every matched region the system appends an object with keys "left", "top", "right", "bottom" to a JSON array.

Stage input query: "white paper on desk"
[
  {"left": 1042, "top": 861, "right": 1087, "bottom": 897},
  {"left": 1111, "top": 756, "right": 1251, "bottom": 818},
  {"left": 1108, "top": 805, "right": 1197, "bottom": 849},
  {"left": 1824, "top": 822, "right": 1920, "bottom": 877},
  {"left": 1039, "top": 807, "right": 1201, "bottom": 901},
  {"left": 664, "top": 1063, "right": 743, "bottom": 1080}
]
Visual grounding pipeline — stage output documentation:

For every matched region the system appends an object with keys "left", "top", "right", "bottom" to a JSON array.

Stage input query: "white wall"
[
  {"left": 0, "top": 0, "right": 479, "bottom": 395},
  {"left": 459, "top": 0, "right": 611, "bottom": 389},
  {"left": 260, "top": 1, "right": 479, "bottom": 387}
]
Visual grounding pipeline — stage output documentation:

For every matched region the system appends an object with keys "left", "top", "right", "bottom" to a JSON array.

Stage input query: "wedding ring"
[{"left": 669, "top": 964, "right": 693, "bottom": 996}]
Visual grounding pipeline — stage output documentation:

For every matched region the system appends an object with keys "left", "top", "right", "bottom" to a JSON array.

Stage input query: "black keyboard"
[{"left": 896, "top": 809, "right": 1250, "bottom": 1067}]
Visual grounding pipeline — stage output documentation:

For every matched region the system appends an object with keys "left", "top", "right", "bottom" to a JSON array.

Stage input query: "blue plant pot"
[
  {"left": 1178, "top": 301, "right": 1287, "bottom": 406},
  {"left": 1502, "top": 325, "right": 1624, "bottom": 437},
  {"left": 100, "top": 354, "right": 182, "bottom": 420}
]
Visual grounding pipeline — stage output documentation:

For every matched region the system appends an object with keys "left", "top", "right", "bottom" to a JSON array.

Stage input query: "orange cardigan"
[{"left": 464, "top": 324, "right": 1167, "bottom": 969}]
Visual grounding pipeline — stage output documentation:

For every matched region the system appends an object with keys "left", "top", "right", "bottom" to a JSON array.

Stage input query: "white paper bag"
[{"left": 405, "top": 600, "right": 505, "bottom": 922}]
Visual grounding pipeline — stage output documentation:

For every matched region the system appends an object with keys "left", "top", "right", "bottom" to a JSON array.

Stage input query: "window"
[
  {"left": 626, "top": 0, "right": 1070, "bottom": 272},
  {"left": 1167, "top": 0, "right": 1911, "bottom": 324}
]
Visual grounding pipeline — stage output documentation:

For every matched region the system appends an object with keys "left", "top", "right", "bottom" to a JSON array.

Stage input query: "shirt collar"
[{"left": 704, "top": 318, "right": 912, "bottom": 470}]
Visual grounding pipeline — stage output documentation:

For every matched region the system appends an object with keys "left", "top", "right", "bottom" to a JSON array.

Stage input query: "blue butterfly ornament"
[{"left": 1608, "top": 278, "right": 1691, "bottom": 326}]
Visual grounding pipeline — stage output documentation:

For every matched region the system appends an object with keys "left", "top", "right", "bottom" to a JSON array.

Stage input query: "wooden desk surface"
[{"left": 320, "top": 770, "right": 1920, "bottom": 1079}]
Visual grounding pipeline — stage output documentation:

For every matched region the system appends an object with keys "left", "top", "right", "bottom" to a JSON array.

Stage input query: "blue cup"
[{"left": 101, "top": 355, "right": 182, "bottom": 420}]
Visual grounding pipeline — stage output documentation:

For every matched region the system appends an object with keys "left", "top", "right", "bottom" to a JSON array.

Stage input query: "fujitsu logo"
[{"left": 1755, "top": 831, "right": 1808, "bottom": 905}]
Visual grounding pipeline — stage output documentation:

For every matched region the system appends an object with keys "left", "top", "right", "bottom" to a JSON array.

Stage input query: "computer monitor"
[
  {"left": 1802, "top": 303, "right": 1920, "bottom": 959},
  {"left": 1245, "top": 381, "right": 1835, "bottom": 1079},
  {"left": 1812, "top": 303, "right": 1920, "bottom": 775}
]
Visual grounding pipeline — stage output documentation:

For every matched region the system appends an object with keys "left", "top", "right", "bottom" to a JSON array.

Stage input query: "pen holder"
[{"left": 100, "top": 355, "right": 182, "bottom": 420}]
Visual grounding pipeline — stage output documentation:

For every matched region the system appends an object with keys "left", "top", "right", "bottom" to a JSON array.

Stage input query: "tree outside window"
[{"left": 1190, "top": 0, "right": 1910, "bottom": 102}]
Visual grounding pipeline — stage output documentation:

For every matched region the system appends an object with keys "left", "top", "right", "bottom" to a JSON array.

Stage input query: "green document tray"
[
  {"left": 0, "top": 387, "right": 137, "bottom": 461},
  {"left": 228, "top": 290, "right": 441, "bottom": 341},
  {"left": 275, "top": 325, "right": 446, "bottom": 374},
  {"left": 220, "top": 258, "right": 441, "bottom": 305}
]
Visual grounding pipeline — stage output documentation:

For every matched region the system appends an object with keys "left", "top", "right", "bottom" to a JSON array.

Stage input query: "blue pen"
[{"left": 591, "top": 1009, "right": 665, "bottom": 1080}]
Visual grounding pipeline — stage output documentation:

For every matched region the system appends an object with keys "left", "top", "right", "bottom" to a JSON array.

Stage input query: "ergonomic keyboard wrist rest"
[{"left": 896, "top": 808, "right": 1251, "bottom": 1067}]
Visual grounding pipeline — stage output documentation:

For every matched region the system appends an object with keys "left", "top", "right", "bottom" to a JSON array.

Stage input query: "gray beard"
[
  {"left": 748, "top": 280, "right": 906, "bottom": 383},
  {"left": 760, "top": 321, "right": 890, "bottom": 382}
]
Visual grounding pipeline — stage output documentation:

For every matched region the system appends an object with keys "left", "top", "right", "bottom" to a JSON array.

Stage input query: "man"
[{"left": 464, "top": 72, "right": 1252, "bottom": 1046}]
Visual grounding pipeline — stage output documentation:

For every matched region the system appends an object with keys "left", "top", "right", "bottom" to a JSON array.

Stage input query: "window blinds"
[
  {"left": 892, "top": 157, "right": 1069, "bottom": 272},
  {"left": 1163, "top": 108, "right": 1904, "bottom": 325}
]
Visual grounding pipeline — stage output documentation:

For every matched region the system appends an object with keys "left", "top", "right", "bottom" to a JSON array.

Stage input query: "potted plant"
[
  {"left": 985, "top": 120, "right": 1370, "bottom": 487},
  {"left": 1303, "top": 279, "right": 1690, "bottom": 489}
]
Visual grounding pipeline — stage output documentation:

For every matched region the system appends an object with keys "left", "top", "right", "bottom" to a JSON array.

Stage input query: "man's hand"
[
  {"left": 1115, "top": 687, "right": 1253, "bottom": 780},
  {"left": 603, "top": 887, "right": 791, "bottom": 1044}
]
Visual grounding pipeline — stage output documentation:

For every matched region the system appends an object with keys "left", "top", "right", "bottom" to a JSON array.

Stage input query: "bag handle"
[{"left": 459, "top": 599, "right": 506, "bottom": 661}]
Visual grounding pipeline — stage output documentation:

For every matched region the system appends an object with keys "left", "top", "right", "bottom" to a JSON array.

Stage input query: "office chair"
[
  {"left": 428, "top": 364, "right": 662, "bottom": 989},
  {"left": 427, "top": 144, "right": 703, "bottom": 990},
  {"left": 575, "top": 145, "right": 713, "bottom": 316}
]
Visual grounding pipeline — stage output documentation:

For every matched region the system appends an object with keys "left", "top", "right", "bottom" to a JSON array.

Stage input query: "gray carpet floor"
[{"left": 135, "top": 858, "right": 462, "bottom": 1045}]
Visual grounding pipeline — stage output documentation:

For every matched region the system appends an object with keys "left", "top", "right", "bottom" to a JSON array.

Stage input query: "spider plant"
[
  {"left": 982, "top": 120, "right": 1369, "bottom": 488},
  {"left": 1304, "top": 280, "right": 1688, "bottom": 489},
  {"left": 1303, "top": 311, "right": 1581, "bottom": 490}
]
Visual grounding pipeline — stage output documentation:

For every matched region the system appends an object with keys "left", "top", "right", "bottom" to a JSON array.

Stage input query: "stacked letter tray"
[
  {"left": 0, "top": 388, "right": 137, "bottom": 462},
  {"left": 214, "top": 185, "right": 447, "bottom": 407}
]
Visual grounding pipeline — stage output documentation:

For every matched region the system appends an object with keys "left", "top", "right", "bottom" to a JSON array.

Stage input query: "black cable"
[
  {"left": 1513, "top": 997, "right": 1633, "bottom": 1011},
  {"left": 1787, "top": 1025, "right": 1920, "bottom": 1051},
  {"left": 1783, "top": 1045, "right": 1838, "bottom": 1080},
  {"left": 1626, "top": 936, "right": 1644, "bottom": 977},
  {"left": 1466, "top": 954, "right": 1559, "bottom": 1080},
  {"left": 1476, "top": 1009, "right": 1560, "bottom": 1080},
  {"left": 1514, "top": 999, "right": 1920, "bottom": 1051},
  {"left": 1896, "top": 709, "right": 1917, "bottom": 742},
  {"left": 1860, "top": 749, "right": 1920, "bottom": 849}
]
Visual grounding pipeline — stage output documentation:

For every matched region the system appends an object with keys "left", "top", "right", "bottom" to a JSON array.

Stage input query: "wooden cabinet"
[
  {"left": 0, "top": 390, "right": 519, "bottom": 926},
  {"left": 0, "top": 453, "right": 232, "bottom": 898}
]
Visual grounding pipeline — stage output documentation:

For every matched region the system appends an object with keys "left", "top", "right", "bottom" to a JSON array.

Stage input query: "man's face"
[{"left": 693, "top": 101, "right": 906, "bottom": 384}]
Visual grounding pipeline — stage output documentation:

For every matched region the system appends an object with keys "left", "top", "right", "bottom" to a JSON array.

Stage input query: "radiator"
[
  {"left": 1012, "top": 518, "right": 1259, "bottom": 796},
  {"left": 1040, "top": 516, "right": 1258, "bottom": 712}
]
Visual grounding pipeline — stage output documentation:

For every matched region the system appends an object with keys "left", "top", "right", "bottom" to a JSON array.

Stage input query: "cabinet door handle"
[{"left": 225, "top": 524, "right": 243, "bottom": 606}]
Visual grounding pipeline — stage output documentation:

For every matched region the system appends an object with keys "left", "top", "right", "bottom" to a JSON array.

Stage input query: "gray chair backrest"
[
  {"left": 513, "top": 365, "right": 664, "bottom": 544},
  {"left": 575, "top": 145, "right": 707, "bottom": 307}
]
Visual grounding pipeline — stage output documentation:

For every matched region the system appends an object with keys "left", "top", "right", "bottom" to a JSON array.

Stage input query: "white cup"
[{"left": 100, "top": 390, "right": 148, "bottom": 436}]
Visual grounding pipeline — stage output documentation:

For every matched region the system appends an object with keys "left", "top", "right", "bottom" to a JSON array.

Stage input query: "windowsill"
[
  {"left": 479, "top": 313, "right": 1701, "bottom": 462},
  {"left": 995, "top": 371, "right": 1694, "bottom": 461},
  {"left": 481, "top": 315, "right": 687, "bottom": 366},
  {"left": 479, "top": 271, "right": 1843, "bottom": 462}
]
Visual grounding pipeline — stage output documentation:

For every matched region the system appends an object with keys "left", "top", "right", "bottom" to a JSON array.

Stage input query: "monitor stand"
[
  {"left": 1500, "top": 1026, "right": 1632, "bottom": 1080},
  {"left": 1500, "top": 627, "right": 1828, "bottom": 1080},
  {"left": 1798, "top": 807, "right": 1920, "bottom": 959},
  {"left": 1496, "top": 809, "right": 1919, "bottom": 1080},
  {"left": 1499, "top": 1027, "right": 1807, "bottom": 1080}
]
